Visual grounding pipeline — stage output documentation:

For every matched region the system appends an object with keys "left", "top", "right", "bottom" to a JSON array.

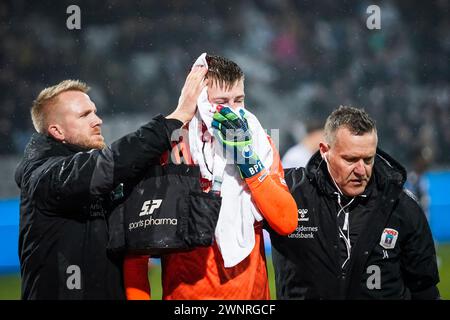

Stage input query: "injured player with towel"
[{"left": 124, "top": 53, "right": 298, "bottom": 300}]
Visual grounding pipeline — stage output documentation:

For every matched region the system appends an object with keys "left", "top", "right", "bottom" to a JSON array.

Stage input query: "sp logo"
[{"left": 139, "top": 199, "right": 162, "bottom": 216}]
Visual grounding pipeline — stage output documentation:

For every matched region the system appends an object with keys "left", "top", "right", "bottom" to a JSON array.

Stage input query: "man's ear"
[
  {"left": 319, "top": 142, "right": 330, "bottom": 159},
  {"left": 48, "top": 124, "right": 65, "bottom": 142}
]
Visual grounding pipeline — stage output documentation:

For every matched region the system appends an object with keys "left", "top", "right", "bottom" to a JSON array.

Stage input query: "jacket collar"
[
  {"left": 305, "top": 148, "right": 406, "bottom": 200},
  {"left": 24, "top": 133, "right": 91, "bottom": 160}
]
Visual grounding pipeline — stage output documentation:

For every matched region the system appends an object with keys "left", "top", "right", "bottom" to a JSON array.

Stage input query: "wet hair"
[
  {"left": 205, "top": 54, "right": 244, "bottom": 90},
  {"left": 324, "top": 106, "right": 377, "bottom": 144}
]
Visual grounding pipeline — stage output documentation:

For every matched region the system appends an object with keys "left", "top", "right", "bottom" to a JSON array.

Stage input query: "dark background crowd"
[{"left": 0, "top": 0, "right": 449, "bottom": 168}]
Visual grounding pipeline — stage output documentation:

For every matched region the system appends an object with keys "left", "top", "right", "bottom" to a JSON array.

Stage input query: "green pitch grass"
[
  {"left": 436, "top": 243, "right": 450, "bottom": 300},
  {"left": 2, "top": 244, "right": 450, "bottom": 300}
]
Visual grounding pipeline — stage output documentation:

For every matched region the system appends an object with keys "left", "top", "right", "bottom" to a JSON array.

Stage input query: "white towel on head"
[
  {"left": 188, "top": 53, "right": 224, "bottom": 181},
  {"left": 188, "top": 53, "right": 273, "bottom": 268}
]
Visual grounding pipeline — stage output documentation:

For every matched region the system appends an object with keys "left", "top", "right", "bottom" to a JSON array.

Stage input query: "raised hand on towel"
[
  {"left": 167, "top": 65, "right": 208, "bottom": 124},
  {"left": 211, "top": 106, "right": 265, "bottom": 178}
]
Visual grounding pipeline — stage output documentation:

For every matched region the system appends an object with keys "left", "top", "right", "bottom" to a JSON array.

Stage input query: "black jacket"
[
  {"left": 269, "top": 149, "right": 440, "bottom": 299},
  {"left": 15, "top": 115, "right": 182, "bottom": 300}
]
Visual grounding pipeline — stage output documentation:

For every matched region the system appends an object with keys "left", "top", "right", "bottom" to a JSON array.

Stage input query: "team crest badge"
[{"left": 380, "top": 228, "right": 398, "bottom": 249}]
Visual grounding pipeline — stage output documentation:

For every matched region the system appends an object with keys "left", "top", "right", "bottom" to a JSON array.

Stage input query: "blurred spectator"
[
  {"left": 405, "top": 147, "right": 433, "bottom": 218},
  {"left": 0, "top": 0, "right": 448, "bottom": 171},
  {"left": 282, "top": 119, "right": 324, "bottom": 168}
]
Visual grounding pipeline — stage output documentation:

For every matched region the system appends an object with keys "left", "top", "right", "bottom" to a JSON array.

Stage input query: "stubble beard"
[{"left": 72, "top": 134, "right": 106, "bottom": 150}]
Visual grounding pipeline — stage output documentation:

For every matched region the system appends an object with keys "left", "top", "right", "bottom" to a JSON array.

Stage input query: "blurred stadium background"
[{"left": 0, "top": 0, "right": 448, "bottom": 299}]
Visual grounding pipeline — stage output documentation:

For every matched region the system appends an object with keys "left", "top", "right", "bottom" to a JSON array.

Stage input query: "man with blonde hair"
[
  {"left": 30, "top": 80, "right": 107, "bottom": 150},
  {"left": 15, "top": 66, "right": 207, "bottom": 299}
]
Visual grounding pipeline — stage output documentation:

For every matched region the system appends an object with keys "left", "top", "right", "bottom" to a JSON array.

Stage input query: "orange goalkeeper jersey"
[{"left": 124, "top": 135, "right": 297, "bottom": 300}]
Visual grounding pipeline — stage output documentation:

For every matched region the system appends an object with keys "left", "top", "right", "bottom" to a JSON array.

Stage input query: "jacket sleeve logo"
[
  {"left": 298, "top": 209, "right": 309, "bottom": 222},
  {"left": 380, "top": 228, "right": 398, "bottom": 249},
  {"left": 139, "top": 199, "right": 162, "bottom": 216}
]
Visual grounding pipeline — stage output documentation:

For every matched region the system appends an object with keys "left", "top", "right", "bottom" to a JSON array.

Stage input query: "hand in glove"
[{"left": 211, "top": 106, "right": 265, "bottom": 179}]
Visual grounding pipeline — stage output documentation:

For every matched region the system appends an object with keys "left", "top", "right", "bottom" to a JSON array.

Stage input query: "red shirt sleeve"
[{"left": 123, "top": 254, "right": 151, "bottom": 300}]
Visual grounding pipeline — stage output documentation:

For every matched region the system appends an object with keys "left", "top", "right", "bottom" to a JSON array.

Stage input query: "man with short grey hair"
[{"left": 268, "top": 106, "right": 440, "bottom": 299}]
